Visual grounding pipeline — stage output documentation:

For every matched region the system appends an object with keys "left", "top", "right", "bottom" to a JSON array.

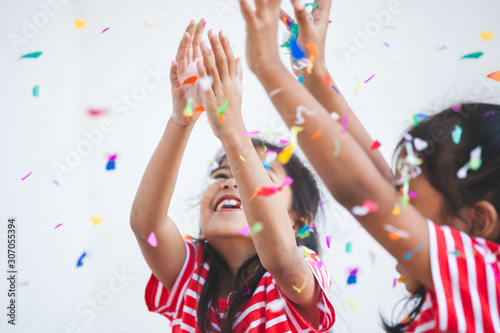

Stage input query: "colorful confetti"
[
  {"left": 251, "top": 222, "right": 263, "bottom": 234},
  {"left": 457, "top": 146, "right": 483, "bottom": 179},
  {"left": 351, "top": 200, "right": 379, "bottom": 216},
  {"left": 73, "top": 19, "right": 87, "bottom": 29},
  {"left": 290, "top": 38, "right": 305, "bottom": 60},
  {"left": 460, "top": 52, "right": 483, "bottom": 60},
  {"left": 88, "top": 109, "right": 107, "bottom": 116},
  {"left": 292, "top": 275, "right": 308, "bottom": 293},
  {"left": 268, "top": 88, "right": 283, "bottom": 98},
  {"left": 189, "top": 18, "right": 206, "bottom": 33},
  {"left": 487, "top": 70, "right": 500, "bottom": 82},
  {"left": 19, "top": 51, "right": 42, "bottom": 59},
  {"left": 249, "top": 177, "right": 294, "bottom": 201},
  {"left": 297, "top": 224, "right": 314, "bottom": 239},
  {"left": 347, "top": 268, "right": 358, "bottom": 285},
  {"left": 384, "top": 224, "right": 410, "bottom": 240},
  {"left": 305, "top": 43, "right": 317, "bottom": 74},
  {"left": 310, "top": 131, "right": 322, "bottom": 140},
  {"left": 76, "top": 252, "right": 87, "bottom": 267},
  {"left": 106, "top": 154, "right": 117, "bottom": 171},
  {"left": 182, "top": 76, "right": 198, "bottom": 85},
  {"left": 480, "top": 31, "right": 495, "bottom": 42},
  {"left": 147, "top": 232, "right": 158, "bottom": 247},
  {"left": 54, "top": 223, "right": 63, "bottom": 230},
  {"left": 21, "top": 172, "right": 32, "bottom": 181},
  {"left": 33, "top": 85, "right": 39, "bottom": 97},
  {"left": 101, "top": 27, "right": 110, "bottom": 33},
  {"left": 371, "top": 140, "right": 381, "bottom": 150},
  {"left": 345, "top": 241, "right": 353, "bottom": 253},
  {"left": 364, "top": 74, "right": 375, "bottom": 83},
  {"left": 333, "top": 137, "right": 341, "bottom": 157},
  {"left": 404, "top": 242, "right": 425, "bottom": 260},
  {"left": 90, "top": 217, "right": 103, "bottom": 226},
  {"left": 341, "top": 116, "right": 348, "bottom": 133},
  {"left": 242, "top": 130, "right": 261, "bottom": 136},
  {"left": 452, "top": 125, "right": 463, "bottom": 144},
  {"left": 236, "top": 226, "right": 251, "bottom": 236},
  {"left": 326, "top": 235, "right": 332, "bottom": 249}
]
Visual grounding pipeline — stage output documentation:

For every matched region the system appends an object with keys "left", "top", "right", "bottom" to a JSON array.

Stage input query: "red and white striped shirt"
[
  {"left": 406, "top": 220, "right": 500, "bottom": 333},
  {"left": 144, "top": 240, "right": 335, "bottom": 332}
]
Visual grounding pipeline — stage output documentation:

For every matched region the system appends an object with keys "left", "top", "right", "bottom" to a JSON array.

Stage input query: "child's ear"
[
  {"left": 469, "top": 200, "right": 499, "bottom": 239},
  {"left": 290, "top": 211, "right": 314, "bottom": 234}
]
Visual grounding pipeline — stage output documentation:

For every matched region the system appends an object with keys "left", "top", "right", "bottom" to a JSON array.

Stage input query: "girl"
[
  {"left": 130, "top": 19, "right": 335, "bottom": 332},
  {"left": 238, "top": 0, "right": 500, "bottom": 332}
]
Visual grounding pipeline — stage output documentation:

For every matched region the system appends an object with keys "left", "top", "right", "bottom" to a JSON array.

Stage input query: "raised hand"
[
  {"left": 170, "top": 19, "right": 206, "bottom": 127},
  {"left": 197, "top": 29, "right": 244, "bottom": 140},
  {"left": 239, "top": 0, "right": 283, "bottom": 75},
  {"left": 280, "top": 0, "right": 332, "bottom": 77}
]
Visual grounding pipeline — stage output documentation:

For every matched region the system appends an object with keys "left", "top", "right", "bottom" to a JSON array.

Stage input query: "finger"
[
  {"left": 185, "top": 19, "right": 197, "bottom": 61},
  {"left": 235, "top": 57, "right": 243, "bottom": 83},
  {"left": 175, "top": 32, "right": 190, "bottom": 73},
  {"left": 317, "top": 0, "right": 332, "bottom": 20},
  {"left": 255, "top": 0, "right": 265, "bottom": 12},
  {"left": 170, "top": 60, "right": 181, "bottom": 88},
  {"left": 239, "top": 0, "right": 256, "bottom": 24},
  {"left": 291, "top": 0, "right": 313, "bottom": 33},
  {"left": 219, "top": 30, "right": 235, "bottom": 79},
  {"left": 208, "top": 29, "right": 229, "bottom": 81},
  {"left": 192, "top": 18, "right": 206, "bottom": 60},
  {"left": 200, "top": 41, "right": 223, "bottom": 96},
  {"left": 279, "top": 9, "right": 294, "bottom": 28}
]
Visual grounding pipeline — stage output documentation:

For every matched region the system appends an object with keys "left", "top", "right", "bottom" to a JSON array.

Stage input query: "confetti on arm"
[
  {"left": 332, "top": 137, "right": 341, "bottom": 157},
  {"left": 241, "top": 130, "right": 261, "bottom": 136},
  {"left": 310, "top": 131, "right": 322, "bottom": 140},
  {"left": 292, "top": 275, "right": 308, "bottom": 293},
  {"left": 404, "top": 242, "right": 425, "bottom": 260},
  {"left": 217, "top": 99, "right": 228, "bottom": 124},
  {"left": 147, "top": 232, "right": 158, "bottom": 247},
  {"left": 183, "top": 97, "right": 194, "bottom": 121},
  {"left": 383, "top": 224, "right": 410, "bottom": 240},
  {"left": 269, "top": 88, "right": 283, "bottom": 98},
  {"left": 290, "top": 38, "right": 305, "bottom": 60},
  {"left": 371, "top": 140, "right": 381, "bottom": 150},
  {"left": 305, "top": 43, "right": 317, "bottom": 74},
  {"left": 341, "top": 116, "right": 348, "bottom": 133},
  {"left": 351, "top": 200, "right": 379, "bottom": 216}
]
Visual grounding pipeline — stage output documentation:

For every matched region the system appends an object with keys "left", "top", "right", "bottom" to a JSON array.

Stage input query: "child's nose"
[{"left": 222, "top": 178, "right": 237, "bottom": 189}]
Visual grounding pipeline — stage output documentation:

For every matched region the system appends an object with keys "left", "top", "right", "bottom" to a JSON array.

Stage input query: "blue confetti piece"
[
  {"left": 298, "top": 76, "right": 304, "bottom": 83},
  {"left": 106, "top": 161, "right": 116, "bottom": 170},
  {"left": 262, "top": 161, "right": 271, "bottom": 170},
  {"left": 383, "top": 42, "right": 390, "bottom": 48},
  {"left": 332, "top": 86, "right": 340, "bottom": 95},
  {"left": 290, "top": 38, "right": 305, "bottom": 60},
  {"left": 347, "top": 274, "right": 357, "bottom": 285},
  {"left": 77, "top": 252, "right": 87, "bottom": 267}
]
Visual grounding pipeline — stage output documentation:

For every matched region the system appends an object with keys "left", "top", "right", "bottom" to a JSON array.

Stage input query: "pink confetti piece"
[
  {"left": 21, "top": 172, "right": 32, "bottom": 181},
  {"left": 236, "top": 226, "right": 251, "bottom": 236},
  {"left": 451, "top": 103, "right": 462, "bottom": 112},
  {"left": 364, "top": 74, "right": 375, "bottom": 83},
  {"left": 241, "top": 130, "right": 261, "bottom": 136},
  {"left": 326, "top": 235, "right": 332, "bottom": 248},
  {"left": 312, "top": 261, "right": 323, "bottom": 270},
  {"left": 341, "top": 116, "right": 348, "bottom": 134},
  {"left": 393, "top": 278, "right": 397, "bottom": 287},
  {"left": 147, "top": 232, "right": 158, "bottom": 247},
  {"left": 54, "top": 223, "right": 63, "bottom": 230},
  {"left": 101, "top": 27, "right": 110, "bottom": 33},
  {"left": 408, "top": 190, "right": 417, "bottom": 198},
  {"left": 279, "top": 139, "right": 290, "bottom": 145}
]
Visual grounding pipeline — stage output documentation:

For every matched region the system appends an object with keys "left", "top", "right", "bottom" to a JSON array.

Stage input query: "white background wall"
[{"left": 1, "top": 0, "right": 499, "bottom": 332}]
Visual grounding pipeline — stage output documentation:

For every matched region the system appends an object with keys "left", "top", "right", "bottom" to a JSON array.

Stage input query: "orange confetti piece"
[
  {"left": 310, "top": 131, "right": 322, "bottom": 140},
  {"left": 400, "top": 316, "right": 411, "bottom": 325},
  {"left": 305, "top": 44, "right": 318, "bottom": 75},
  {"left": 398, "top": 276, "right": 409, "bottom": 283},
  {"left": 194, "top": 105, "right": 205, "bottom": 112},
  {"left": 182, "top": 76, "right": 198, "bottom": 85},
  {"left": 487, "top": 70, "right": 500, "bottom": 82},
  {"left": 388, "top": 232, "right": 402, "bottom": 241}
]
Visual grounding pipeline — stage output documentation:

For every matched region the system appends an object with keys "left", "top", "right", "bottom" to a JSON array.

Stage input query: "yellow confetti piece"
[
  {"left": 90, "top": 216, "right": 103, "bottom": 226},
  {"left": 278, "top": 144, "right": 294, "bottom": 164},
  {"left": 392, "top": 204, "right": 401, "bottom": 215},
  {"left": 239, "top": 155, "right": 246, "bottom": 161},
  {"left": 292, "top": 275, "right": 308, "bottom": 293},
  {"left": 398, "top": 276, "right": 409, "bottom": 282},
  {"left": 300, "top": 247, "right": 311, "bottom": 259},
  {"left": 480, "top": 31, "right": 495, "bottom": 42},
  {"left": 73, "top": 19, "right": 87, "bottom": 29}
]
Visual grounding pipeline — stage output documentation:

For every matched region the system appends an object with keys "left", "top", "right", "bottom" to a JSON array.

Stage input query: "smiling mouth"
[{"left": 214, "top": 199, "right": 243, "bottom": 211}]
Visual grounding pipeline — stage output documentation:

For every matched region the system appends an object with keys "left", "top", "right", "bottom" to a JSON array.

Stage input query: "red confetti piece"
[
  {"left": 88, "top": 109, "right": 107, "bottom": 116},
  {"left": 249, "top": 177, "right": 294, "bottom": 201},
  {"left": 323, "top": 73, "right": 331, "bottom": 86},
  {"left": 182, "top": 76, "right": 198, "bottom": 85},
  {"left": 370, "top": 140, "right": 381, "bottom": 150}
]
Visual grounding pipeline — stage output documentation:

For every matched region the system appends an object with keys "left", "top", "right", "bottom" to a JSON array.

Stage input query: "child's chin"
[{"left": 404, "top": 280, "right": 423, "bottom": 294}]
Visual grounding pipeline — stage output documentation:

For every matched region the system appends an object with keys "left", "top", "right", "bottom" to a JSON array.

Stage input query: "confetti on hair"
[
  {"left": 182, "top": 76, "right": 198, "bottom": 85},
  {"left": 147, "top": 232, "right": 158, "bottom": 247},
  {"left": 480, "top": 31, "right": 494, "bottom": 42},
  {"left": 269, "top": 88, "right": 283, "bottom": 98},
  {"left": 21, "top": 172, "right": 32, "bottom": 181},
  {"left": 413, "top": 137, "right": 428, "bottom": 151},
  {"left": 457, "top": 146, "right": 482, "bottom": 179},
  {"left": 452, "top": 125, "right": 463, "bottom": 144},
  {"left": 54, "top": 223, "right": 63, "bottom": 230},
  {"left": 460, "top": 52, "right": 483, "bottom": 60},
  {"left": 33, "top": 85, "right": 39, "bottom": 97},
  {"left": 487, "top": 70, "right": 500, "bottom": 82},
  {"left": 404, "top": 242, "right": 425, "bottom": 260},
  {"left": 73, "top": 19, "right": 87, "bottom": 29},
  {"left": 451, "top": 103, "right": 462, "bottom": 112},
  {"left": 310, "top": 131, "right": 322, "bottom": 140},
  {"left": 384, "top": 224, "right": 410, "bottom": 240},
  {"left": 345, "top": 241, "right": 353, "bottom": 253},
  {"left": 19, "top": 51, "right": 42, "bottom": 59},
  {"left": 76, "top": 252, "right": 87, "bottom": 267},
  {"left": 484, "top": 110, "right": 495, "bottom": 117},
  {"left": 347, "top": 268, "right": 358, "bottom": 285},
  {"left": 326, "top": 235, "right": 332, "bottom": 248},
  {"left": 341, "top": 116, "right": 348, "bottom": 134},
  {"left": 293, "top": 275, "right": 308, "bottom": 293},
  {"left": 298, "top": 224, "right": 314, "bottom": 239},
  {"left": 364, "top": 74, "right": 375, "bottom": 83},
  {"left": 90, "top": 216, "right": 103, "bottom": 226},
  {"left": 305, "top": 43, "right": 317, "bottom": 74},
  {"left": 371, "top": 140, "right": 381, "bottom": 150},
  {"left": 189, "top": 18, "right": 206, "bottom": 33},
  {"left": 351, "top": 200, "right": 378, "bottom": 216},
  {"left": 101, "top": 27, "right": 110, "bottom": 33}
]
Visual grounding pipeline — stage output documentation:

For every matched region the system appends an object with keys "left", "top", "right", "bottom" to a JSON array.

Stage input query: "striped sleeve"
[
  {"left": 278, "top": 247, "right": 335, "bottom": 332},
  {"left": 144, "top": 240, "right": 198, "bottom": 321},
  {"left": 427, "top": 220, "right": 500, "bottom": 333}
]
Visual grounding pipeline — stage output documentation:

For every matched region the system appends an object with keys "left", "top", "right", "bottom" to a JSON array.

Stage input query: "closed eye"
[{"left": 212, "top": 173, "right": 229, "bottom": 179}]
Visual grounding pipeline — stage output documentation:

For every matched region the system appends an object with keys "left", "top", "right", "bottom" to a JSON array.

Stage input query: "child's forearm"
[
  {"left": 130, "top": 117, "right": 194, "bottom": 236},
  {"left": 302, "top": 67, "right": 393, "bottom": 182}
]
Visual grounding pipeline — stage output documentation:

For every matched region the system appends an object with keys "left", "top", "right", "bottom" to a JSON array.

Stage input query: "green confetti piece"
[
  {"left": 251, "top": 222, "right": 263, "bottom": 234},
  {"left": 217, "top": 99, "right": 228, "bottom": 115},
  {"left": 448, "top": 250, "right": 462, "bottom": 257},
  {"left": 460, "top": 52, "right": 483, "bottom": 60},
  {"left": 345, "top": 241, "right": 352, "bottom": 253},
  {"left": 33, "top": 85, "right": 39, "bottom": 97},
  {"left": 305, "top": 3, "right": 319, "bottom": 9},
  {"left": 468, "top": 158, "right": 482, "bottom": 171},
  {"left": 19, "top": 51, "right": 42, "bottom": 59},
  {"left": 405, "top": 155, "right": 423, "bottom": 166},
  {"left": 452, "top": 125, "right": 462, "bottom": 144},
  {"left": 184, "top": 97, "right": 193, "bottom": 116},
  {"left": 298, "top": 231, "right": 311, "bottom": 239}
]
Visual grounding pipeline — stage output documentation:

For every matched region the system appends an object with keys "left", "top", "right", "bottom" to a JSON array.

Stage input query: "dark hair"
[
  {"left": 196, "top": 138, "right": 322, "bottom": 332},
  {"left": 383, "top": 103, "right": 500, "bottom": 332}
]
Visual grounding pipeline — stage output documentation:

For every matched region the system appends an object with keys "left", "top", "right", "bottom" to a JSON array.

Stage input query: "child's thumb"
[
  {"left": 235, "top": 57, "right": 243, "bottom": 82},
  {"left": 170, "top": 60, "right": 179, "bottom": 86},
  {"left": 292, "top": 0, "right": 311, "bottom": 31}
]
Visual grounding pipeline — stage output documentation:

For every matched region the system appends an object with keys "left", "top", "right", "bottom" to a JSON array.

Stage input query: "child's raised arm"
[
  {"left": 280, "top": 0, "right": 393, "bottom": 182},
  {"left": 197, "top": 29, "right": 324, "bottom": 325},
  {"left": 240, "top": 0, "right": 434, "bottom": 290},
  {"left": 130, "top": 20, "right": 205, "bottom": 291}
]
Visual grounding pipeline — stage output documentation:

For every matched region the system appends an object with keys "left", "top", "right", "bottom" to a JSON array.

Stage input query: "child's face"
[{"left": 199, "top": 147, "right": 295, "bottom": 251}]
